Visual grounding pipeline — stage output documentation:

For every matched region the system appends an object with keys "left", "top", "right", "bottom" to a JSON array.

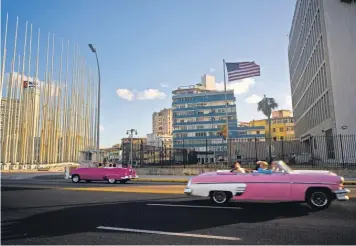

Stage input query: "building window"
[
  {"left": 279, "top": 127, "right": 284, "bottom": 132},
  {"left": 273, "top": 128, "right": 276, "bottom": 132},
  {"left": 256, "top": 131, "right": 260, "bottom": 134}
]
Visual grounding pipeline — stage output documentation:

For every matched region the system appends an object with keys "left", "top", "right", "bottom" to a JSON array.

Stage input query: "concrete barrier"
[{"left": 136, "top": 167, "right": 356, "bottom": 178}]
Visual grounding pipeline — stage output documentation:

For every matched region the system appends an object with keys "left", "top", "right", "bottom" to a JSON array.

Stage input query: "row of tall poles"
[{"left": 0, "top": 14, "right": 100, "bottom": 165}]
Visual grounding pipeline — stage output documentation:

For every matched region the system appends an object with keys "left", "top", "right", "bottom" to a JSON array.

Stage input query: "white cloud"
[
  {"left": 160, "top": 83, "right": 169, "bottom": 88},
  {"left": 116, "top": 88, "right": 135, "bottom": 101},
  {"left": 137, "top": 89, "right": 167, "bottom": 100},
  {"left": 216, "top": 78, "right": 256, "bottom": 95},
  {"left": 115, "top": 88, "right": 167, "bottom": 101},
  {"left": 209, "top": 68, "right": 216, "bottom": 73},
  {"left": 245, "top": 94, "right": 262, "bottom": 104},
  {"left": 99, "top": 125, "right": 104, "bottom": 132}
]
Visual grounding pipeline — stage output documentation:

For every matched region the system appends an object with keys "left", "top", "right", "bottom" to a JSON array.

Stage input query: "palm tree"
[
  {"left": 257, "top": 95, "right": 278, "bottom": 162},
  {"left": 219, "top": 124, "right": 228, "bottom": 140}
]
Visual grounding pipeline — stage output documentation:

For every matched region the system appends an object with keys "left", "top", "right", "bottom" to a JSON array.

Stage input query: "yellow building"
[{"left": 249, "top": 110, "right": 295, "bottom": 139}]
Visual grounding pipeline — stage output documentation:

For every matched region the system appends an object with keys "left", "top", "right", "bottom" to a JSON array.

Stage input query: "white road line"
[
  {"left": 97, "top": 226, "right": 241, "bottom": 241},
  {"left": 146, "top": 203, "right": 242, "bottom": 209}
]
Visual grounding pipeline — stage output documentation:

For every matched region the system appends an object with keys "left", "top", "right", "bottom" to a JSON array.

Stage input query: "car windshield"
[{"left": 277, "top": 161, "right": 293, "bottom": 173}]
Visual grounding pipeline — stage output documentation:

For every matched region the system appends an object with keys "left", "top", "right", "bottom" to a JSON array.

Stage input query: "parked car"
[
  {"left": 70, "top": 163, "right": 138, "bottom": 184},
  {"left": 184, "top": 160, "right": 349, "bottom": 210}
]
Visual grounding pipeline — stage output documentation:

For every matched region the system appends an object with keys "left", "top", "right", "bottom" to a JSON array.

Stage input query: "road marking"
[
  {"left": 59, "top": 185, "right": 185, "bottom": 194},
  {"left": 146, "top": 203, "right": 242, "bottom": 209},
  {"left": 97, "top": 226, "right": 241, "bottom": 241}
]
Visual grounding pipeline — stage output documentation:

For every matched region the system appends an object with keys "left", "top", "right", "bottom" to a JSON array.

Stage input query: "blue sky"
[{"left": 1, "top": 0, "right": 296, "bottom": 148}]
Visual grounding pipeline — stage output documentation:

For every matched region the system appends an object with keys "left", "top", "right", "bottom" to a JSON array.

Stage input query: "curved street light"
[
  {"left": 88, "top": 44, "right": 101, "bottom": 161},
  {"left": 126, "top": 129, "right": 138, "bottom": 165}
]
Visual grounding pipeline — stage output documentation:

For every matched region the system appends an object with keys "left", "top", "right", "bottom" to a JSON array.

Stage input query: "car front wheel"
[
  {"left": 108, "top": 178, "right": 116, "bottom": 184},
  {"left": 210, "top": 191, "right": 231, "bottom": 205},
  {"left": 72, "top": 175, "right": 80, "bottom": 183},
  {"left": 306, "top": 189, "right": 332, "bottom": 210}
]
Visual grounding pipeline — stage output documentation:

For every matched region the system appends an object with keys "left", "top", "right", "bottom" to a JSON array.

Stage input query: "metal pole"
[
  {"left": 130, "top": 132, "right": 133, "bottom": 165},
  {"left": 88, "top": 44, "right": 101, "bottom": 161},
  {"left": 94, "top": 52, "right": 100, "bottom": 160},
  {"left": 223, "top": 59, "right": 229, "bottom": 166}
]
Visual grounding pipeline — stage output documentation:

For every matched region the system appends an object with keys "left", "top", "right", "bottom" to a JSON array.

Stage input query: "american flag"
[
  {"left": 23, "top": 80, "right": 36, "bottom": 88},
  {"left": 225, "top": 62, "right": 260, "bottom": 82}
]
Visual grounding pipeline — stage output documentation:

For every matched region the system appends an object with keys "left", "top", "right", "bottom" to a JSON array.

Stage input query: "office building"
[
  {"left": 152, "top": 108, "right": 172, "bottom": 136},
  {"left": 147, "top": 133, "right": 173, "bottom": 148},
  {"left": 288, "top": 0, "right": 356, "bottom": 137},
  {"left": 0, "top": 98, "right": 20, "bottom": 141},
  {"left": 172, "top": 74, "right": 238, "bottom": 163}
]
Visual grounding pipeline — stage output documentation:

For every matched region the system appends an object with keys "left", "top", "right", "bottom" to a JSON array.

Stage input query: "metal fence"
[{"left": 121, "top": 135, "right": 356, "bottom": 169}]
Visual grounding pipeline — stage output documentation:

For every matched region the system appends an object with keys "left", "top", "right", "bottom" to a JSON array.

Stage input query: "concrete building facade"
[
  {"left": 288, "top": 0, "right": 356, "bottom": 137},
  {"left": 152, "top": 108, "right": 172, "bottom": 136}
]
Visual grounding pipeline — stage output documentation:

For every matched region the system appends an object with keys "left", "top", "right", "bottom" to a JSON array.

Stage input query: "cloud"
[
  {"left": 116, "top": 89, "right": 135, "bottom": 101},
  {"left": 245, "top": 94, "right": 262, "bottom": 104},
  {"left": 115, "top": 88, "right": 167, "bottom": 101},
  {"left": 209, "top": 68, "right": 216, "bottom": 73},
  {"left": 99, "top": 125, "right": 104, "bottom": 132},
  {"left": 160, "top": 83, "right": 169, "bottom": 88},
  {"left": 216, "top": 78, "right": 256, "bottom": 95},
  {"left": 137, "top": 89, "right": 167, "bottom": 100}
]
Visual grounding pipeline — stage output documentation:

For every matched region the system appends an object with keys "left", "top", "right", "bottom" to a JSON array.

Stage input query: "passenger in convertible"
[
  {"left": 230, "top": 162, "right": 246, "bottom": 173},
  {"left": 255, "top": 161, "right": 273, "bottom": 174}
]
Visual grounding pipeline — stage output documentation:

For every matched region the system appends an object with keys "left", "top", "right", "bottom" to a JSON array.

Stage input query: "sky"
[{"left": 1, "top": 0, "right": 296, "bottom": 148}]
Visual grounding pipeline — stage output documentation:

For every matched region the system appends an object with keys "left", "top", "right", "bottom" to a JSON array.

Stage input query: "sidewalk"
[{"left": 134, "top": 175, "right": 356, "bottom": 185}]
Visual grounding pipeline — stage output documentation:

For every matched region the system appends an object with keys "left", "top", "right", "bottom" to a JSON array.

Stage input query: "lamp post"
[
  {"left": 88, "top": 44, "right": 101, "bottom": 161},
  {"left": 126, "top": 129, "right": 138, "bottom": 165}
]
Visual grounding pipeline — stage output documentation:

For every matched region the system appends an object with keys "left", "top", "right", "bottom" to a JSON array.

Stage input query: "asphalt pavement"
[{"left": 2, "top": 180, "right": 356, "bottom": 245}]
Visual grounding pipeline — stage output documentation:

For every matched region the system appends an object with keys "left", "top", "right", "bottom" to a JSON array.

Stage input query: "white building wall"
[{"left": 322, "top": 0, "right": 356, "bottom": 135}]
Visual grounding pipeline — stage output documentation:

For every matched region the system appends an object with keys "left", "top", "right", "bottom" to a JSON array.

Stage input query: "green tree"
[{"left": 257, "top": 95, "right": 278, "bottom": 161}]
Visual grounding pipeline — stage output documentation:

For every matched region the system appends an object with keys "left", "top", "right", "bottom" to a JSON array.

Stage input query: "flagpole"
[{"left": 223, "top": 59, "right": 229, "bottom": 167}]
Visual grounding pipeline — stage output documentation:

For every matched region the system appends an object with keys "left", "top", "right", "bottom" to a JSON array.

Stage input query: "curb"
[{"left": 345, "top": 181, "right": 356, "bottom": 185}]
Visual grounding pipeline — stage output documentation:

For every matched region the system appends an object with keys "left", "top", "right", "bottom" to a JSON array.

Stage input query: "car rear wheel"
[
  {"left": 210, "top": 191, "right": 231, "bottom": 205},
  {"left": 306, "top": 188, "right": 332, "bottom": 210},
  {"left": 72, "top": 175, "right": 80, "bottom": 183},
  {"left": 108, "top": 178, "right": 116, "bottom": 184}
]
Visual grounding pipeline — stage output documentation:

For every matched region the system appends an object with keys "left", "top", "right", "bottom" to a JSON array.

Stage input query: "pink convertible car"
[
  {"left": 184, "top": 161, "right": 350, "bottom": 210},
  {"left": 70, "top": 163, "right": 138, "bottom": 184}
]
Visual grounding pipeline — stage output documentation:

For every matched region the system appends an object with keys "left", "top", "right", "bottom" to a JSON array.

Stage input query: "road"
[{"left": 2, "top": 177, "right": 356, "bottom": 244}]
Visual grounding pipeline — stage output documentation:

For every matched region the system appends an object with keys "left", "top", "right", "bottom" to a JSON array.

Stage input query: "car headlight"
[
  {"left": 186, "top": 179, "right": 192, "bottom": 187},
  {"left": 340, "top": 176, "right": 344, "bottom": 183}
]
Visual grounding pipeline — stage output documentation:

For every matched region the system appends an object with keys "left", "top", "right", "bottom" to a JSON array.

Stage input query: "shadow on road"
[{"left": 1, "top": 199, "right": 316, "bottom": 242}]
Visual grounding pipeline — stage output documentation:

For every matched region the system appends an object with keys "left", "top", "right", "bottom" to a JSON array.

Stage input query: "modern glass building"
[{"left": 172, "top": 75, "right": 238, "bottom": 163}]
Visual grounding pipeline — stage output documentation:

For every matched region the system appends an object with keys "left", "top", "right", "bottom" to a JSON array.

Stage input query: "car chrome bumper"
[
  {"left": 333, "top": 188, "right": 350, "bottom": 201},
  {"left": 184, "top": 188, "right": 192, "bottom": 195}
]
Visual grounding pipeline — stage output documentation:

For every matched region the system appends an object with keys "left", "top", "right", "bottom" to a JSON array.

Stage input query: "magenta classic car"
[
  {"left": 70, "top": 163, "right": 138, "bottom": 184},
  {"left": 184, "top": 161, "right": 350, "bottom": 210}
]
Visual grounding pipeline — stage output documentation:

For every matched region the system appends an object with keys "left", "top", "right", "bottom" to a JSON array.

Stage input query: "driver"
[{"left": 271, "top": 161, "right": 280, "bottom": 171}]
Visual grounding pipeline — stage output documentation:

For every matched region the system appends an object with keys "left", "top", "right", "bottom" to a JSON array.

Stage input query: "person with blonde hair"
[{"left": 255, "top": 161, "right": 273, "bottom": 174}]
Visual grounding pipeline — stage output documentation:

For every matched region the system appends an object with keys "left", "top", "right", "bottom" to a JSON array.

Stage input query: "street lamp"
[
  {"left": 88, "top": 44, "right": 101, "bottom": 161},
  {"left": 126, "top": 129, "right": 138, "bottom": 165}
]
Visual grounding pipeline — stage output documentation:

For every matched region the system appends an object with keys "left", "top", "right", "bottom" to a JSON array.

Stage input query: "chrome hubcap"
[
  {"left": 311, "top": 192, "right": 328, "bottom": 207},
  {"left": 213, "top": 191, "right": 227, "bottom": 204},
  {"left": 108, "top": 178, "right": 115, "bottom": 183},
  {"left": 73, "top": 176, "right": 79, "bottom": 182}
]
